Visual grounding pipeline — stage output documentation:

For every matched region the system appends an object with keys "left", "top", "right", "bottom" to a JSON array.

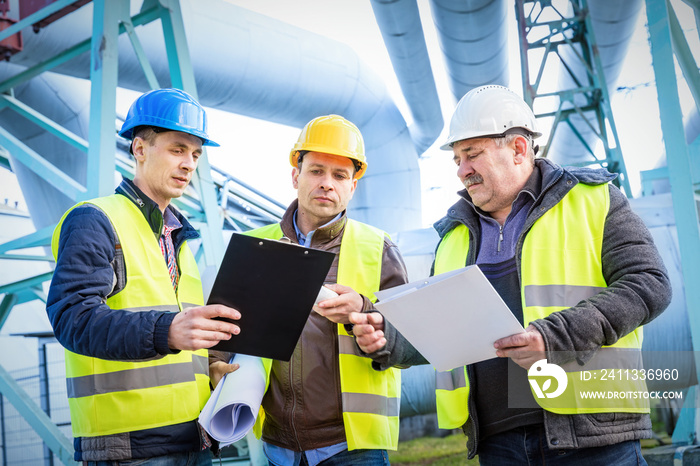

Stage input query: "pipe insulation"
[
  {"left": 370, "top": 0, "right": 444, "bottom": 153},
  {"left": 429, "top": 0, "right": 510, "bottom": 101}
]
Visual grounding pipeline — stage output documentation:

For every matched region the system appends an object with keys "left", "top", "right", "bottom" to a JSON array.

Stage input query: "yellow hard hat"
[{"left": 289, "top": 114, "right": 367, "bottom": 179}]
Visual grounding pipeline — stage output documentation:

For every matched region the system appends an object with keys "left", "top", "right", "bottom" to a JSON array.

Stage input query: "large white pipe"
[
  {"left": 429, "top": 0, "right": 510, "bottom": 101},
  {"left": 370, "top": 0, "right": 444, "bottom": 153}
]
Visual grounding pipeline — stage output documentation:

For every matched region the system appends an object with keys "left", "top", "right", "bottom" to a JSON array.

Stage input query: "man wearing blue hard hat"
[{"left": 47, "top": 88, "right": 240, "bottom": 464}]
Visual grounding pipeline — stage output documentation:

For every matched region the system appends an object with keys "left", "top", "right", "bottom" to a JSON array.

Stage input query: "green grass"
[
  {"left": 390, "top": 430, "right": 672, "bottom": 465},
  {"left": 389, "top": 434, "right": 477, "bottom": 465}
]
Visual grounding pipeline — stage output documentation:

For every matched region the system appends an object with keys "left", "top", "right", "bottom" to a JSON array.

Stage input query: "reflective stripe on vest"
[
  {"left": 52, "top": 195, "right": 209, "bottom": 437},
  {"left": 434, "top": 367, "right": 469, "bottom": 428},
  {"left": 247, "top": 219, "right": 401, "bottom": 450},
  {"left": 432, "top": 183, "right": 647, "bottom": 428}
]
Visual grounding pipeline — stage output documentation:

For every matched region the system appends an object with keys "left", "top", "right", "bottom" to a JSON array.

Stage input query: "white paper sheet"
[
  {"left": 374, "top": 265, "right": 525, "bottom": 372},
  {"left": 198, "top": 354, "right": 267, "bottom": 446}
]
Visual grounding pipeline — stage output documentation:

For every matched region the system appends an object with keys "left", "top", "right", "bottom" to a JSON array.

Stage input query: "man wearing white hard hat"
[{"left": 351, "top": 85, "right": 671, "bottom": 464}]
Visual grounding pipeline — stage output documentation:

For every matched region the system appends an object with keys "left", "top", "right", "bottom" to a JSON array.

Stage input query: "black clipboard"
[{"left": 207, "top": 232, "right": 335, "bottom": 360}]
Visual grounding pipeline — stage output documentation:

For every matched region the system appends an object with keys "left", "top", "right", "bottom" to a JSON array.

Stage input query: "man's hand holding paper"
[
  {"left": 313, "top": 284, "right": 363, "bottom": 325},
  {"left": 209, "top": 359, "right": 240, "bottom": 390},
  {"left": 494, "top": 324, "right": 545, "bottom": 370}
]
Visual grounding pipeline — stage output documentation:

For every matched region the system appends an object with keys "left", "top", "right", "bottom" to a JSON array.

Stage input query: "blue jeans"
[
  {"left": 268, "top": 448, "right": 390, "bottom": 466},
  {"left": 85, "top": 449, "right": 212, "bottom": 466},
  {"left": 478, "top": 425, "right": 647, "bottom": 465}
]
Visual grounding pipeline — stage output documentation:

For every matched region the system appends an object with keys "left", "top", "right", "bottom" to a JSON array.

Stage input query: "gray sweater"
[{"left": 368, "top": 158, "right": 672, "bottom": 458}]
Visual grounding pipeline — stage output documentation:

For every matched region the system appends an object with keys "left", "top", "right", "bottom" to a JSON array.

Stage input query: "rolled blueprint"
[{"left": 199, "top": 354, "right": 267, "bottom": 445}]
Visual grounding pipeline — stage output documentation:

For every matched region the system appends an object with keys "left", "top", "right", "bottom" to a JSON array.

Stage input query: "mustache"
[{"left": 463, "top": 174, "right": 483, "bottom": 189}]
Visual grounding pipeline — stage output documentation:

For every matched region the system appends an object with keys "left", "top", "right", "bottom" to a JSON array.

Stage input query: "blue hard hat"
[{"left": 119, "top": 88, "right": 219, "bottom": 147}]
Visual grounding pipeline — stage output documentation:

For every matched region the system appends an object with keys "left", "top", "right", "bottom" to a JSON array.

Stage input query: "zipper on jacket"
[
  {"left": 289, "top": 357, "right": 303, "bottom": 450},
  {"left": 516, "top": 169, "right": 566, "bottom": 285},
  {"left": 466, "top": 365, "right": 480, "bottom": 459},
  {"left": 497, "top": 225, "right": 504, "bottom": 253}
]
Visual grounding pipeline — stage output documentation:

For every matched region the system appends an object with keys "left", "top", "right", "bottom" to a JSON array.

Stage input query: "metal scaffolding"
[{"left": 515, "top": 0, "right": 633, "bottom": 196}]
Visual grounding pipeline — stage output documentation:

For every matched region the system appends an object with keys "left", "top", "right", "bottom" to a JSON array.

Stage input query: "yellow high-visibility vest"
[
  {"left": 432, "top": 183, "right": 647, "bottom": 430},
  {"left": 52, "top": 194, "right": 210, "bottom": 437},
  {"left": 248, "top": 219, "right": 401, "bottom": 450}
]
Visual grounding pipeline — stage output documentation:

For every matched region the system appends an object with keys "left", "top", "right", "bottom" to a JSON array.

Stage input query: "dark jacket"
[
  {"left": 371, "top": 158, "right": 672, "bottom": 457},
  {"left": 46, "top": 178, "right": 208, "bottom": 461},
  {"left": 260, "top": 199, "right": 409, "bottom": 451}
]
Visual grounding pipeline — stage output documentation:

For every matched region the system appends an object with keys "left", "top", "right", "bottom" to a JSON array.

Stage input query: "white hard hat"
[{"left": 440, "top": 85, "right": 542, "bottom": 151}]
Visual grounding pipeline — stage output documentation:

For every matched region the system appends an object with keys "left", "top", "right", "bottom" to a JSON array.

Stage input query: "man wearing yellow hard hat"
[{"left": 246, "top": 115, "right": 409, "bottom": 465}]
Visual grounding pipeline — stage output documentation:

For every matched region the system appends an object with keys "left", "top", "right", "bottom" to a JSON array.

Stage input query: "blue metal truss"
[
  {"left": 643, "top": 0, "right": 700, "bottom": 445},
  {"left": 515, "top": 0, "right": 633, "bottom": 197}
]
